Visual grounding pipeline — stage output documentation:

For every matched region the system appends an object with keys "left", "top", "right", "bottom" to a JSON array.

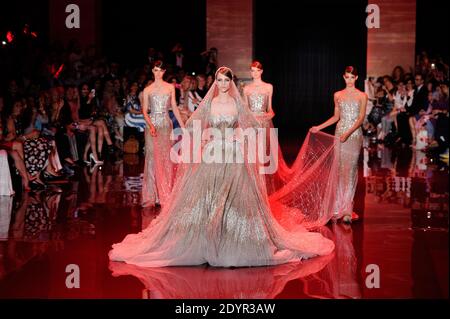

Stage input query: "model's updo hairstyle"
[
  {"left": 344, "top": 66, "right": 358, "bottom": 76},
  {"left": 251, "top": 60, "right": 263, "bottom": 70},
  {"left": 152, "top": 60, "right": 167, "bottom": 71}
]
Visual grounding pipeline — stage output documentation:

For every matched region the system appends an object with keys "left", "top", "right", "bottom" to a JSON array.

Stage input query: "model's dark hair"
[
  {"left": 344, "top": 66, "right": 358, "bottom": 76},
  {"left": 152, "top": 60, "right": 166, "bottom": 71},
  {"left": 251, "top": 60, "right": 263, "bottom": 70}
]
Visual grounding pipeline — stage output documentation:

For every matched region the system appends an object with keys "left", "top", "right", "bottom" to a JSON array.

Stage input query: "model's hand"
[
  {"left": 149, "top": 125, "right": 157, "bottom": 137},
  {"left": 340, "top": 134, "right": 349, "bottom": 143},
  {"left": 310, "top": 126, "right": 319, "bottom": 133}
]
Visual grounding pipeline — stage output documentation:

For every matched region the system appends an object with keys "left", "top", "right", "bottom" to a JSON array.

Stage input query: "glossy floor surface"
[{"left": 0, "top": 138, "right": 448, "bottom": 298}]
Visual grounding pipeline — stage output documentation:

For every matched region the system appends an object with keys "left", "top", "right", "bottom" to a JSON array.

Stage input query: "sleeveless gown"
[
  {"left": 247, "top": 92, "right": 292, "bottom": 195},
  {"left": 334, "top": 97, "right": 363, "bottom": 218},
  {"left": 142, "top": 93, "right": 174, "bottom": 207}
]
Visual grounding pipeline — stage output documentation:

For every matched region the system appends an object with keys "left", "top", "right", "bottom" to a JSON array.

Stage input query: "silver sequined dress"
[
  {"left": 247, "top": 92, "right": 292, "bottom": 194},
  {"left": 334, "top": 97, "right": 363, "bottom": 217},
  {"left": 142, "top": 93, "right": 174, "bottom": 207}
]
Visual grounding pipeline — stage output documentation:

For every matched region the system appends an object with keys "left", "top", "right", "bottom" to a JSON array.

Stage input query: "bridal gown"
[{"left": 110, "top": 112, "right": 334, "bottom": 267}]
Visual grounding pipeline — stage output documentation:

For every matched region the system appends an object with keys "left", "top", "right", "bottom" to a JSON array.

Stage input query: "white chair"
[
  {"left": 415, "top": 128, "right": 428, "bottom": 151},
  {"left": 0, "top": 150, "right": 14, "bottom": 196}
]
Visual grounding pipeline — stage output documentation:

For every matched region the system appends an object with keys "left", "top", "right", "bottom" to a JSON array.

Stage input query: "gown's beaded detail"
[
  {"left": 248, "top": 93, "right": 269, "bottom": 114},
  {"left": 334, "top": 98, "right": 363, "bottom": 217}
]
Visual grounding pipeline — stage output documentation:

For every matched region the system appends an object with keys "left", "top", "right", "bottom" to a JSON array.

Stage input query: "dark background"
[
  {"left": 0, "top": 1, "right": 49, "bottom": 40},
  {"left": 254, "top": 0, "right": 368, "bottom": 137},
  {"left": 1, "top": 0, "right": 448, "bottom": 136},
  {"left": 101, "top": 0, "right": 206, "bottom": 70},
  {"left": 415, "top": 0, "right": 449, "bottom": 60}
]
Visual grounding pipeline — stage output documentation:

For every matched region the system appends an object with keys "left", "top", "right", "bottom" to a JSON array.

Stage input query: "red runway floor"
[{"left": 0, "top": 139, "right": 448, "bottom": 298}]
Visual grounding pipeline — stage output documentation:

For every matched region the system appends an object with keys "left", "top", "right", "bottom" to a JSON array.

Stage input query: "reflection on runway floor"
[{"left": 0, "top": 141, "right": 448, "bottom": 298}]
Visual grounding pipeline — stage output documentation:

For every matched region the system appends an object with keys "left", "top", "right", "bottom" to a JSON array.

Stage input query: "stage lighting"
[{"left": 6, "top": 31, "right": 14, "bottom": 43}]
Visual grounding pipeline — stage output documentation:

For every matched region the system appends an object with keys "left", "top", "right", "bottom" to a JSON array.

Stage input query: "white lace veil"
[
  {"left": 172, "top": 66, "right": 261, "bottom": 178},
  {"left": 184, "top": 67, "right": 259, "bottom": 134}
]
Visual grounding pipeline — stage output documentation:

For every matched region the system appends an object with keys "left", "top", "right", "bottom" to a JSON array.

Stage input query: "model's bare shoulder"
[
  {"left": 358, "top": 90, "right": 368, "bottom": 100},
  {"left": 166, "top": 82, "right": 175, "bottom": 91},
  {"left": 334, "top": 90, "right": 342, "bottom": 99}
]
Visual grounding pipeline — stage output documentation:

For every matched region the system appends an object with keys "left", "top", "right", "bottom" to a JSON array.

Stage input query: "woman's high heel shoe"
[
  {"left": 90, "top": 153, "right": 104, "bottom": 165},
  {"left": 30, "top": 180, "right": 46, "bottom": 190},
  {"left": 22, "top": 182, "right": 32, "bottom": 192},
  {"left": 342, "top": 215, "right": 352, "bottom": 224},
  {"left": 89, "top": 163, "right": 100, "bottom": 174}
]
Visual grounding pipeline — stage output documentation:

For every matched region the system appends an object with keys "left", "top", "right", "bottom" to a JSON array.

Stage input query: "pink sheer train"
[
  {"left": 263, "top": 97, "right": 363, "bottom": 226},
  {"left": 244, "top": 91, "right": 340, "bottom": 228},
  {"left": 269, "top": 131, "right": 340, "bottom": 230}
]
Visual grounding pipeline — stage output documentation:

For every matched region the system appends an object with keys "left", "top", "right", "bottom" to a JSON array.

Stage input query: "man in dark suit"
[
  {"left": 406, "top": 74, "right": 428, "bottom": 145},
  {"left": 410, "top": 74, "right": 428, "bottom": 115}
]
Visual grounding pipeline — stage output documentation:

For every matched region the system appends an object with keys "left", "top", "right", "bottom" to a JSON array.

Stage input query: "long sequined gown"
[
  {"left": 142, "top": 93, "right": 174, "bottom": 207},
  {"left": 110, "top": 113, "right": 334, "bottom": 267},
  {"left": 247, "top": 92, "right": 291, "bottom": 195},
  {"left": 334, "top": 97, "right": 363, "bottom": 218}
]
